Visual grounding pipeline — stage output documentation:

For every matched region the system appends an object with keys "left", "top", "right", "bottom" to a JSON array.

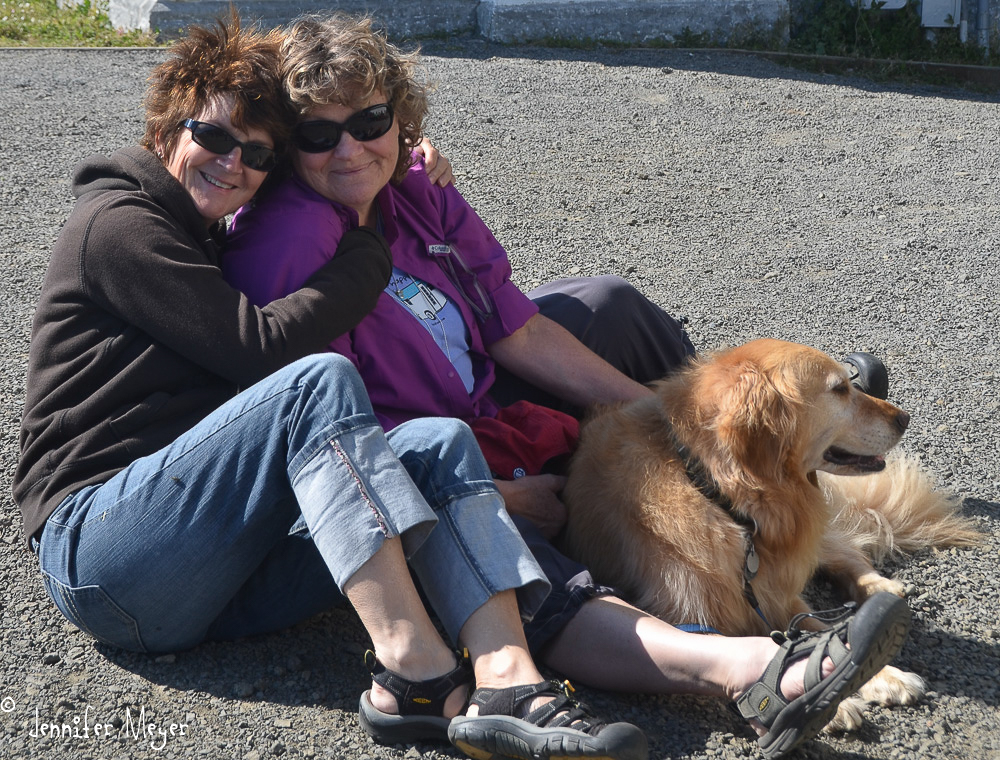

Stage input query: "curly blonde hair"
[
  {"left": 142, "top": 10, "right": 294, "bottom": 164},
  {"left": 281, "top": 13, "right": 430, "bottom": 183}
]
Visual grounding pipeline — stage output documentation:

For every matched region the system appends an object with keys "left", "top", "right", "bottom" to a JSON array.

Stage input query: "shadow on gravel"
[
  {"left": 962, "top": 496, "right": 1000, "bottom": 520},
  {"left": 96, "top": 605, "right": 376, "bottom": 713},
  {"left": 420, "top": 38, "right": 1000, "bottom": 105},
  {"left": 85, "top": 498, "right": 999, "bottom": 756},
  {"left": 898, "top": 496, "right": 1000, "bottom": 709},
  {"left": 903, "top": 622, "right": 1000, "bottom": 708}
]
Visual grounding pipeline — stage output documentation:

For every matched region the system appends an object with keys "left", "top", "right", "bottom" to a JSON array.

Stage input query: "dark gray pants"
[{"left": 491, "top": 274, "right": 696, "bottom": 417}]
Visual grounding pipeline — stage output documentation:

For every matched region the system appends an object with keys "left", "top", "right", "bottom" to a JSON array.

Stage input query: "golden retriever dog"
[{"left": 563, "top": 338, "right": 978, "bottom": 730}]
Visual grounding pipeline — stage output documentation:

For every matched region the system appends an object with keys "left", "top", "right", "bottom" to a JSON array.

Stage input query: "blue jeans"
[{"left": 36, "top": 354, "right": 549, "bottom": 653}]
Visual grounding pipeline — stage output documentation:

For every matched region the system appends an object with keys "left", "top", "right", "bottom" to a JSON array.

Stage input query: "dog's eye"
[{"left": 831, "top": 381, "right": 851, "bottom": 396}]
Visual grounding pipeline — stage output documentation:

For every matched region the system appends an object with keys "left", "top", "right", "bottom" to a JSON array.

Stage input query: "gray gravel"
[{"left": 1, "top": 39, "right": 999, "bottom": 760}]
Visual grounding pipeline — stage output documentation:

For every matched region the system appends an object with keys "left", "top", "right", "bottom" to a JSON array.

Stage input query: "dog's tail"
[{"left": 819, "top": 457, "right": 981, "bottom": 564}]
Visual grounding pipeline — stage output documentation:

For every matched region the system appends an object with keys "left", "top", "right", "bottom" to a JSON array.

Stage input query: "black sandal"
[
  {"left": 358, "top": 649, "right": 472, "bottom": 745},
  {"left": 448, "top": 678, "right": 648, "bottom": 760},
  {"left": 735, "top": 591, "right": 911, "bottom": 759},
  {"left": 843, "top": 352, "right": 889, "bottom": 400}
]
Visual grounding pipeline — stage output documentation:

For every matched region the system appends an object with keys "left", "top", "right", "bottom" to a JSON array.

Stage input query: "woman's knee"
[
  {"left": 389, "top": 417, "right": 492, "bottom": 489},
  {"left": 584, "top": 274, "right": 641, "bottom": 310},
  {"left": 436, "top": 416, "right": 477, "bottom": 446},
  {"left": 288, "top": 352, "right": 361, "bottom": 385},
  {"left": 391, "top": 416, "right": 477, "bottom": 457},
  {"left": 578, "top": 275, "right": 663, "bottom": 327},
  {"left": 284, "top": 353, "right": 372, "bottom": 409},
  {"left": 534, "top": 275, "right": 652, "bottom": 339}
]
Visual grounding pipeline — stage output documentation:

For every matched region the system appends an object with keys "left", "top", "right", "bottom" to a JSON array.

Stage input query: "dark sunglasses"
[
  {"left": 181, "top": 119, "right": 277, "bottom": 172},
  {"left": 293, "top": 103, "right": 395, "bottom": 154}
]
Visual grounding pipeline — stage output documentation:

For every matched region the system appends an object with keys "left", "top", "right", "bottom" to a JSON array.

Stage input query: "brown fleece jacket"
[{"left": 14, "top": 146, "right": 392, "bottom": 544}]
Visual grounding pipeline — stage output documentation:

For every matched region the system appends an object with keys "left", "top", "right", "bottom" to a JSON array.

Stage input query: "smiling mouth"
[
  {"left": 333, "top": 166, "right": 367, "bottom": 176},
  {"left": 202, "top": 172, "right": 236, "bottom": 190},
  {"left": 823, "top": 446, "right": 887, "bottom": 472}
]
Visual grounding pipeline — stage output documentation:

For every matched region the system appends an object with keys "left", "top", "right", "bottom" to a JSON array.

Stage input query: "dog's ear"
[{"left": 707, "top": 360, "right": 804, "bottom": 485}]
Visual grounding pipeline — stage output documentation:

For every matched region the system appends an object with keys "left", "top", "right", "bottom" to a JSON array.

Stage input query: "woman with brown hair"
[
  {"left": 224, "top": 13, "right": 912, "bottom": 760},
  {"left": 14, "top": 14, "right": 648, "bottom": 760}
]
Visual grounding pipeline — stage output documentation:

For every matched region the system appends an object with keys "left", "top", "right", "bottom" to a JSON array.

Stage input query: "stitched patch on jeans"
[{"left": 329, "top": 440, "right": 388, "bottom": 535}]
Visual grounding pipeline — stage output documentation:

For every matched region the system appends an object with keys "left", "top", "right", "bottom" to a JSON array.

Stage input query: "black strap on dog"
[{"left": 667, "top": 426, "right": 770, "bottom": 628}]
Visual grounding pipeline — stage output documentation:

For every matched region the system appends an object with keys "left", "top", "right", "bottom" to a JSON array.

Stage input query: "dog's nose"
[{"left": 895, "top": 410, "right": 910, "bottom": 433}]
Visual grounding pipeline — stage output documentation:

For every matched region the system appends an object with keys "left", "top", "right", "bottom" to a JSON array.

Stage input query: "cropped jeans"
[{"left": 36, "top": 354, "right": 549, "bottom": 653}]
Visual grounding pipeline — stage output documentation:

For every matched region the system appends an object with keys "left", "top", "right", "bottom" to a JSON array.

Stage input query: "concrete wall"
[
  {"left": 68, "top": 0, "right": 791, "bottom": 45},
  {"left": 478, "top": 0, "right": 789, "bottom": 45},
  {"left": 63, "top": 0, "right": 1000, "bottom": 51},
  {"left": 147, "top": 0, "right": 478, "bottom": 38}
]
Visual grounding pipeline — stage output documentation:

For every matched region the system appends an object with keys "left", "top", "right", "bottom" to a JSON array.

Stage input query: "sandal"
[
  {"left": 843, "top": 352, "right": 889, "bottom": 400},
  {"left": 735, "top": 591, "right": 911, "bottom": 759},
  {"left": 358, "top": 649, "right": 472, "bottom": 745},
  {"left": 447, "top": 678, "right": 648, "bottom": 760}
]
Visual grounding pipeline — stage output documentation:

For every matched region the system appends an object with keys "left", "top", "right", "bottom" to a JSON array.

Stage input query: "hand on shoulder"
[{"left": 413, "top": 137, "right": 454, "bottom": 188}]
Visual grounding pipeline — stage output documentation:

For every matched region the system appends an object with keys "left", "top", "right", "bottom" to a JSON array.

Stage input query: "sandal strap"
[
  {"left": 735, "top": 603, "right": 857, "bottom": 728},
  {"left": 468, "top": 679, "right": 606, "bottom": 734},
  {"left": 786, "top": 601, "right": 857, "bottom": 632},
  {"left": 785, "top": 603, "right": 854, "bottom": 695},
  {"left": 364, "top": 649, "right": 472, "bottom": 717}
]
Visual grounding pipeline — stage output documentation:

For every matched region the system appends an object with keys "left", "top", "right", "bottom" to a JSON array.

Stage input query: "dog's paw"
[
  {"left": 858, "top": 665, "right": 926, "bottom": 706},
  {"left": 823, "top": 695, "right": 866, "bottom": 733},
  {"left": 856, "top": 572, "right": 906, "bottom": 600}
]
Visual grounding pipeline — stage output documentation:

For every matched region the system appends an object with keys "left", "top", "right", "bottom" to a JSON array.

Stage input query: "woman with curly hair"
[
  {"left": 13, "top": 13, "right": 653, "bottom": 760},
  {"left": 224, "top": 12, "right": 912, "bottom": 760}
]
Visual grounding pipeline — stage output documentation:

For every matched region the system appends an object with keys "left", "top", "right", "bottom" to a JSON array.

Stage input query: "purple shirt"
[{"left": 224, "top": 160, "right": 538, "bottom": 431}]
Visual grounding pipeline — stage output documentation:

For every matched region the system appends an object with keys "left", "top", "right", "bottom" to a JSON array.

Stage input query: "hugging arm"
[
  {"left": 83, "top": 199, "right": 391, "bottom": 387},
  {"left": 415, "top": 137, "right": 454, "bottom": 187}
]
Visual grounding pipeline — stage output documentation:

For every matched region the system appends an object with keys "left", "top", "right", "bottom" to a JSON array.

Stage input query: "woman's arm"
[
  {"left": 487, "top": 314, "right": 652, "bottom": 534},
  {"left": 85, "top": 199, "right": 390, "bottom": 388},
  {"left": 487, "top": 313, "right": 653, "bottom": 408}
]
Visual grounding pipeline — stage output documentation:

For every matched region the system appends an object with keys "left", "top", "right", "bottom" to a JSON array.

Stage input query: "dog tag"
[{"left": 744, "top": 540, "right": 760, "bottom": 581}]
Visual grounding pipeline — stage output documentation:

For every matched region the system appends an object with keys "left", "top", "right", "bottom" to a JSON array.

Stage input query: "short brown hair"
[
  {"left": 281, "top": 13, "right": 430, "bottom": 183},
  {"left": 142, "top": 10, "right": 294, "bottom": 164}
]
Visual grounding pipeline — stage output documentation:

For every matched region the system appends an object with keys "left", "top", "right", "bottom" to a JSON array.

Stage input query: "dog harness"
[{"left": 667, "top": 425, "right": 771, "bottom": 629}]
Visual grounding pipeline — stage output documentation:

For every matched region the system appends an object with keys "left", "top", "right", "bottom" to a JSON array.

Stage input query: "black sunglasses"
[
  {"left": 181, "top": 119, "right": 277, "bottom": 172},
  {"left": 293, "top": 103, "right": 395, "bottom": 154}
]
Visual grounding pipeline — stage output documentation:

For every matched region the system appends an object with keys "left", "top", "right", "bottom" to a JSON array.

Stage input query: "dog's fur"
[{"left": 563, "top": 338, "right": 979, "bottom": 729}]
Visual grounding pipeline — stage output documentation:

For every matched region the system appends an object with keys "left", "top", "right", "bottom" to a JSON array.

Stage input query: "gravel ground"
[{"left": 1, "top": 39, "right": 999, "bottom": 760}]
